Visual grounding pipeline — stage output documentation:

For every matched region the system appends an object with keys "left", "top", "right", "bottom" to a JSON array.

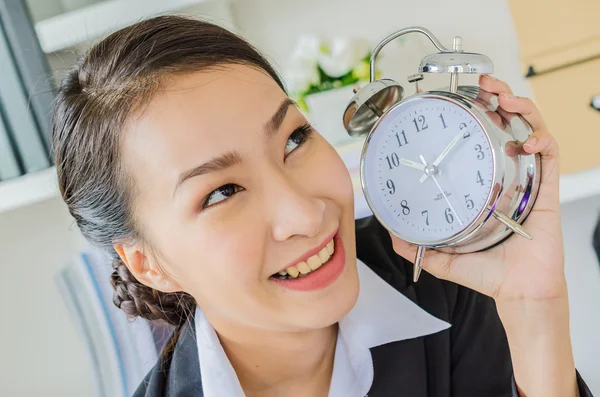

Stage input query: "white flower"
[
  {"left": 318, "top": 37, "right": 371, "bottom": 78},
  {"left": 284, "top": 35, "right": 322, "bottom": 95},
  {"left": 285, "top": 67, "right": 320, "bottom": 95}
]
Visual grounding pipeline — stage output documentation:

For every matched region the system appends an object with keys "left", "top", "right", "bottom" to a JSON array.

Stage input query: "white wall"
[
  {"left": 561, "top": 196, "right": 600, "bottom": 393},
  {"left": 232, "top": 0, "right": 532, "bottom": 98},
  {"left": 0, "top": 197, "right": 92, "bottom": 396}
]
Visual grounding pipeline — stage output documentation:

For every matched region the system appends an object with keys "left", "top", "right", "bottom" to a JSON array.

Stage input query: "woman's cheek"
[
  {"left": 317, "top": 144, "right": 354, "bottom": 203},
  {"left": 199, "top": 211, "right": 266, "bottom": 277}
]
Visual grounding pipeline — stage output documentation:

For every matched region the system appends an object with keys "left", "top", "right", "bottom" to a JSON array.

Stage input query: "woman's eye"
[
  {"left": 203, "top": 184, "right": 243, "bottom": 209},
  {"left": 284, "top": 123, "right": 313, "bottom": 157}
]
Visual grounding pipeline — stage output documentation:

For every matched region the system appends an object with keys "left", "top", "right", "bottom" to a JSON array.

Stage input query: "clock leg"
[
  {"left": 492, "top": 210, "right": 533, "bottom": 240},
  {"left": 413, "top": 245, "right": 426, "bottom": 282}
]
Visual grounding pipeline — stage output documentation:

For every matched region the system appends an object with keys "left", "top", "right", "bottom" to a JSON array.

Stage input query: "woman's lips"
[
  {"left": 275, "top": 229, "right": 338, "bottom": 275},
  {"left": 271, "top": 233, "right": 345, "bottom": 292}
]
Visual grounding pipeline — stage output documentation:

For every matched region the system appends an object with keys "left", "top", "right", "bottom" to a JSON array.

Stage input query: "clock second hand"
[{"left": 419, "top": 155, "right": 463, "bottom": 226}]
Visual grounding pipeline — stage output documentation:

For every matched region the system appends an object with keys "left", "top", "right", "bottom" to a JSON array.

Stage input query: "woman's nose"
[{"left": 267, "top": 173, "right": 326, "bottom": 242}]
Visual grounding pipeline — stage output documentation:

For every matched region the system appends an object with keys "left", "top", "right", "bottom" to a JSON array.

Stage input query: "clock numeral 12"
[
  {"left": 476, "top": 170, "right": 484, "bottom": 186},
  {"left": 395, "top": 130, "right": 408, "bottom": 147},
  {"left": 412, "top": 115, "right": 428, "bottom": 132}
]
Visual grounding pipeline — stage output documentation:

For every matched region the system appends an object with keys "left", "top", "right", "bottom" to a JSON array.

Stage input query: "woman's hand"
[
  {"left": 390, "top": 75, "right": 565, "bottom": 302},
  {"left": 391, "top": 75, "right": 579, "bottom": 397}
]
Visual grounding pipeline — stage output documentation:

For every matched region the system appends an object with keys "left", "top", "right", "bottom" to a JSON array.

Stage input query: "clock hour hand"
[
  {"left": 419, "top": 129, "right": 466, "bottom": 183},
  {"left": 399, "top": 158, "right": 426, "bottom": 171}
]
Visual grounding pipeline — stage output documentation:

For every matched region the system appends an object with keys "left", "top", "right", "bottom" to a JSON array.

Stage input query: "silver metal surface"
[
  {"left": 449, "top": 73, "right": 459, "bottom": 93},
  {"left": 435, "top": 86, "right": 540, "bottom": 253},
  {"left": 414, "top": 246, "right": 426, "bottom": 282},
  {"left": 369, "top": 26, "right": 448, "bottom": 82},
  {"left": 358, "top": 87, "right": 541, "bottom": 253},
  {"left": 408, "top": 73, "right": 424, "bottom": 92},
  {"left": 343, "top": 79, "right": 404, "bottom": 137},
  {"left": 420, "top": 51, "right": 494, "bottom": 74},
  {"left": 492, "top": 210, "right": 532, "bottom": 240},
  {"left": 344, "top": 27, "right": 539, "bottom": 264},
  {"left": 449, "top": 37, "right": 462, "bottom": 93}
]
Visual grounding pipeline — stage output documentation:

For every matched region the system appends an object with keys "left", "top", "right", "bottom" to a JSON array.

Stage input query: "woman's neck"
[{"left": 216, "top": 322, "right": 338, "bottom": 397}]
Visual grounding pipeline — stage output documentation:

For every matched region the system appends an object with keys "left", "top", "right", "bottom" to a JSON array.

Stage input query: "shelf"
[
  {"left": 559, "top": 166, "right": 600, "bottom": 204},
  {"left": 0, "top": 167, "right": 58, "bottom": 214},
  {"left": 35, "top": 0, "right": 213, "bottom": 53}
]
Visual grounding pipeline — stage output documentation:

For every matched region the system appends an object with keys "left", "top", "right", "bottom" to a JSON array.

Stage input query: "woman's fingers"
[
  {"left": 497, "top": 93, "right": 547, "bottom": 132},
  {"left": 389, "top": 234, "right": 500, "bottom": 296},
  {"left": 479, "top": 74, "right": 513, "bottom": 95},
  {"left": 497, "top": 92, "right": 560, "bottom": 208}
]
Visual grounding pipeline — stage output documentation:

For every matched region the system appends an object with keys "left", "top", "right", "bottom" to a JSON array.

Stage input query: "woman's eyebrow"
[
  {"left": 264, "top": 98, "right": 297, "bottom": 137},
  {"left": 173, "top": 98, "right": 296, "bottom": 196},
  {"left": 174, "top": 151, "right": 242, "bottom": 195}
]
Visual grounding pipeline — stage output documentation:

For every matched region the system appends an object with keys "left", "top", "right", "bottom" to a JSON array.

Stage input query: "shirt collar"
[{"left": 194, "top": 259, "right": 450, "bottom": 397}]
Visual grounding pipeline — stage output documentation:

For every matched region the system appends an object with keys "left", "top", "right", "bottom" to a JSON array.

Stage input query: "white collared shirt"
[{"left": 194, "top": 259, "right": 450, "bottom": 397}]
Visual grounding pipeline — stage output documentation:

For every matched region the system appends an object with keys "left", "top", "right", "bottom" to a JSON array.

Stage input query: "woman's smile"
[{"left": 270, "top": 230, "right": 346, "bottom": 292}]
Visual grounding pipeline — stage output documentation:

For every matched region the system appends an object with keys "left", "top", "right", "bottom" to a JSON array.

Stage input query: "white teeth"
[
  {"left": 326, "top": 239, "right": 334, "bottom": 255},
  {"left": 318, "top": 248, "right": 330, "bottom": 263},
  {"left": 277, "top": 238, "right": 337, "bottom": 279},
  {"left": 297, "top": 261, "right": 311, "bottom": 274},
  {"left": 286, "top": 267, "right": 299, "bottom": 278},
  {"left": 307, "top": 255, "right": 322, "bottom": 271}
]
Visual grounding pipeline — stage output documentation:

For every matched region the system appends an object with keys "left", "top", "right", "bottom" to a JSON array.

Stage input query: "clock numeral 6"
[
  {"left": 464, "top": 194, "right": 475, "bottom": 210},
  {"left": 412, "top": 115, "right": 428, "bottom": 132},
  {"left": 386, "top": 179, "right": 396, "bottom": 194},
  {"left": 385, "top": 153, "right": 400, "bottom": 170},
  {"left": 400, "top": 200, "right": 410, "bottom": 215},
  {"left": 421, "top": 210, "right": 429, "bottom": 226},
  {"left": 444, "top": 208, "right": 454, "bottom": 224},
  {"left": 474, "top": 144, "right": 485, "bottom": 160},
  {"left": 460, "top": 123, "right": 470, "bottom": 139}
]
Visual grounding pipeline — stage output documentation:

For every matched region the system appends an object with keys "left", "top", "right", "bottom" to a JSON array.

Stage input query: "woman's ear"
[{"left": 113, "top": 243, "right": 183, "bottom": 293}]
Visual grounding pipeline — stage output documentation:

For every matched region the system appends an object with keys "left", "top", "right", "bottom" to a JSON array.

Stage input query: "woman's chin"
[{"left": 284, "top": 256, "right": 360, "bottom": 330}]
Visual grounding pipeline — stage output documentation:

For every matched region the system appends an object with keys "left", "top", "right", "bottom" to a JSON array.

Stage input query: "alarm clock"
[{"left": 343, "top": 27, "right": 541, "bottom": 282}]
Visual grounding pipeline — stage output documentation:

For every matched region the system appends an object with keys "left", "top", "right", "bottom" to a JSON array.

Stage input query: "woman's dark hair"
[{"left": 52, "top": 16, "right": 285, "bottom": 326}]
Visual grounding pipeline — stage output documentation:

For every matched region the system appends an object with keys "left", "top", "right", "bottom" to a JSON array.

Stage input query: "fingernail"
[
  {"left": 523, "top": 137, "right": 537, "bottom": 148},
  {"left": 486, "top": 74, "right": 497, "bottom": 81},
  {"left": 501, "top": 92, "right": 515, "bottom": 100}
]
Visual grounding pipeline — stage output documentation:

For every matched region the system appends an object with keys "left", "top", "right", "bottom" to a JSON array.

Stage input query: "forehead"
[{"left": 123, "top": 65, "right": 286, "bottom": 175}]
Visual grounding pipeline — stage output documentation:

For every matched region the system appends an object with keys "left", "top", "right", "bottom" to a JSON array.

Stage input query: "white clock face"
[{"left": 362, "top": 96, "right": 495, "bottom": 243}]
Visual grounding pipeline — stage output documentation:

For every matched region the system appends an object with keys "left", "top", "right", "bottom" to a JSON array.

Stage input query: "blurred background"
[{"left": 0, "top": 0, "right": 598, "bottom": 395}]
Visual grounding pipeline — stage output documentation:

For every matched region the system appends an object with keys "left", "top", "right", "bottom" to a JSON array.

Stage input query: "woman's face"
[{"left": 121, "top": 65, "right": 359, "bottom": 333}]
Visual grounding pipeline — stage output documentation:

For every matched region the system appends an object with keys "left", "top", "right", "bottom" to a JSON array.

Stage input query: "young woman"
[{"left": 52, "top": 16, "right": 593, "bottom": 397}]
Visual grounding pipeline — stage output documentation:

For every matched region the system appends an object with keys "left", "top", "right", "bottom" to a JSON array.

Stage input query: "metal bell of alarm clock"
[{"left": 343, "top": 27, "right": 541, "bottom": 282}]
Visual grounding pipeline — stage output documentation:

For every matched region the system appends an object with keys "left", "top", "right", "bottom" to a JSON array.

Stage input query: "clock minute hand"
[{"left": 419, "top": 129, "right": 466, "bottom": 183}]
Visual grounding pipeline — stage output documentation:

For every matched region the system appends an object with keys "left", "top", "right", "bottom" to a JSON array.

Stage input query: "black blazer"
[{"left": 134, "top": 216, "right": 594, "bottom": 397}]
